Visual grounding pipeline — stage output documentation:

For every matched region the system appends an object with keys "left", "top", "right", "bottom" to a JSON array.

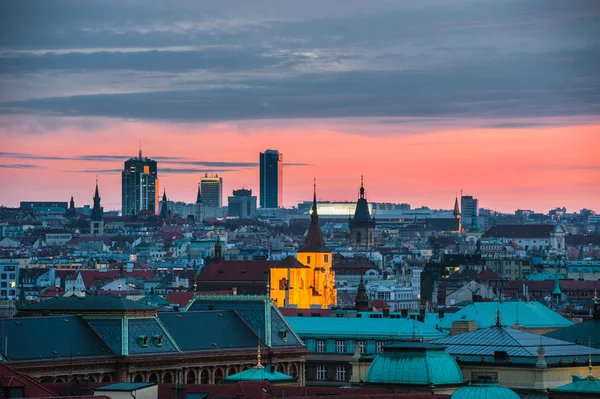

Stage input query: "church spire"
[
  {"left": 196, "top": 184, "right": 202, "bottom": 204},
  {"left": 91, "top": 178, "right": 103, "bottom": 221},
  {"left": 453, "top": 196, "right": 460, "bottom": 218},
  {"left": 299, "top": 179, "right": 327, "bottom": 252},
  {"left": 359, "top": 175, "right": 365, "bottom": 199},
  {"left": 160, "top": 188, "right": 169, "bottom": 219}
]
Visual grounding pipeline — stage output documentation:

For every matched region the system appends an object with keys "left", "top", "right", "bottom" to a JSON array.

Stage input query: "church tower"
[
  {"left": 159, "top": 189, "right": 169, "bottom": 219},
  {"left": 452, "top": 196, "right": 462, "bottom": 232},
  {"left": 355, "top": 272, "right": 370, "bottom": 312},
  {"left": 90, "top": 179, "right": 104, "bottom": 235},
  {"left": 295, "top": 181, "right": 337, "bottom": 308},
  {"left": 64, "top": 195, "right": 77, "bottom": 220},
  {"left": 349, "top": 176, "right": 375, "bottom": 250}
]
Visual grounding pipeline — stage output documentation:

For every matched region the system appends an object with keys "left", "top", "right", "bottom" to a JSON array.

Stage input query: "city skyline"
[{"left": 0, "top": 0, "right": 599, "bottom": 212}]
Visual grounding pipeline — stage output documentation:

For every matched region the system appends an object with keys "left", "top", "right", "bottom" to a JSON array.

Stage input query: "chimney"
[
  {"left": 401, "top": 309, "right": 408, "bottom": 318},
  {"left": 382, "top": 308, "right": 390, "bottom": 318},
  {"left": 438, "top": 309, "right": 445, "bottom": 319}
]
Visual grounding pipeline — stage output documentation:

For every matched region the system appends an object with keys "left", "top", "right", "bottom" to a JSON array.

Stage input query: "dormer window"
[
  {"left": 279, "top": 329, "right": 288, "bottom": 342},
  {"left": 138, "top": 335, "right": 148, "bottom": 347},
  {"left": 153, "top": 334, "right": 163, "bottom": 347}
]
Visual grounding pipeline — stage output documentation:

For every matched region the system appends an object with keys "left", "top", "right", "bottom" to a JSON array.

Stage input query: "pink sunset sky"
[{"left": 1, "top": 116, "right": 599, "bottom": 213}]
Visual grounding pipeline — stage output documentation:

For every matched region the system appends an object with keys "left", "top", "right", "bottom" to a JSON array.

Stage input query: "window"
[
  {"left": 307, "top": 256, "right": 311, "bottom": 264},
  {"left": 336, "top": 340, "right": 346, "bottom": 353},
  {"left": 336, "top": 366, "right": 346, "bottom": 381},
  {"left": 316, "top": 340, "right": 325, "bottom": 353},
  {"left": 358, "top": 341, "right": 366, "bottom": 353},
  {"left": 324, "top": 254, "right": 329, "bottom": 262},
  {"left": 316, "top": 366, "right": 326, "bottom": 380},
  {"left": 377, "top": 342, "right": 385, "bottom": 353}
]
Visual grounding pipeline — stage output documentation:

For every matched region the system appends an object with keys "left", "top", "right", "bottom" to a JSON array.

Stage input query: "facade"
[
  {"left": 90, "top": 180, "right": 104, "bottom": 235},
  {"left": 260, "top": 150, "right": 283, "bottom": 208},
  {"left": 6, "top": 295, "right": 306, "bottom": 385},
  {"left": 228, "top": 189, "right": 257, "bottom": 219},
  {"left": 0, "top": 260, "right": 19, "bottom": 299},
  {"left": 122, "top": 150, "right": 159, "bottom": 216},
  {"left": 461, "top": 195, "right": 478, "bottom": 228},
  {"left": 349, "top": 177, "right": 375, "bottom": 250},
  {"left": 200, "top": 175, "right": 223, "bottom": 208},
  {"left": 286, "top": 316, "right": 447, "bottom": 386}
]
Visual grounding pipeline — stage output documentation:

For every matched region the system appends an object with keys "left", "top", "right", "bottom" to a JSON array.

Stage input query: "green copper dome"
[
  {"left": 224, "top": 365, "right": 295, "bottom": 383},
  {"left": 451, "top": 381, "right": 520, "bottom": 399},
  {"left": 366, "top": 342, "right": 463, "bottom": 386}
]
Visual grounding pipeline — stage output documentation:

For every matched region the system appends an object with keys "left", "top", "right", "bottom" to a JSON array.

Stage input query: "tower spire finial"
[
  {"left": 495, "top": 304, "right": 502, "bottom": 327},
  {"left": 139, "top": 140, "right": 142, "bottom": 159},
  {"left": 256, "top": 332, "right": 264, "bottom": 369}
]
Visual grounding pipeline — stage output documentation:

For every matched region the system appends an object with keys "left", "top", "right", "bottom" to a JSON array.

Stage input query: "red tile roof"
[
  {"left": 198, "top": 256, "right": 307, "bottom": 282},
  {"left": 0, "top": 363, "right": 58, "bottom": 398}
]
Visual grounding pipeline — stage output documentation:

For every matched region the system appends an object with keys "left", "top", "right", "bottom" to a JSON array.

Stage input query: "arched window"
[
  {"left": 101, "top": 375, "right": 112, "bottom": 383},
  {"left": 289, "top": 364, "right": 298, "bottom": 379},
  {"left": 242, "top": 366, "right": 249, "bottom": 371},
  {"left": 186, "top": 370, "right": 196, "bottom": 384},
  {"left": 227, "top": 367, "right": 237, "bottom": 376},
  {"left": 40, "top": 377, "right": 53, "bottom": 384},
  {"left": 149, "top": 373, "right": 159, "bottom": 384},
  {"left": 163, "top": 371, "right": 173, "bottom": 384},
  {"left": 87, "top": 376, "right": 96, "bottom": 383},
  {"left": 134, "top": 374, "right": 144, "bottom": 383},
  {"left": 54, "top": 377, "right": 64, "bottom": 383},
  {"left": 356, "top": 232, "right": 362, "bottom": 244},
  {"left": 200, "top": 369, "right": 210, "bottom": 384},
  {"left": 276, "top": 364, "right": 284, "bottom": 373},
  {"left": 215, "top": 368, "right": 224, "bottom": 384}
]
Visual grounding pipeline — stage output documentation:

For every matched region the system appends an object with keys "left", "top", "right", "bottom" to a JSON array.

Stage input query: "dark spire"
[
  {"left": 355, "top": 270, "right": 370, "bottom": 312},
  {"left": 196, "top": 185, "right": 202, "bottom": 204},
  {"left": 91, "top": 178, "right": 103, "bottom": 221},
  {"left": 352, "top": 176, "right": 371, "bottom": 222},
  {"left": 160, "top": 188, "right": 169, "bottom": 218},
  {"left": 65, "top": 194, "right": 77, "bottom": 219},
  {"left": 299, "top": 179, "right": 328, "bottom": 252},
  {"left": 214, "top": 235, "right": 222, "bottom": 262},
  {"left": 453, "top": 196, "right": 460, "bottom": 218}
]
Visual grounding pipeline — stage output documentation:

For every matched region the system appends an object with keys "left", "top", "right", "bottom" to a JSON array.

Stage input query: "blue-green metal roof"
[
  {"left": 158, "top": 311, "right": 260, "bottom": 351},
  {"left": 544, "top": 319, "right": 600, "bottom": 349},
  {"left": 286, "top": 316, "right": 447, "bottom": 340},
  {"left": 366, "top": 342, "right": 463, "bottom": 386},
  {"left": 96, "top": 382, "right": 154, "bottom": 391},
  {"left": 0, "top": 316, "right": 115, "bottom": 361},
  {"left": 21, "top": 296, "right": 157, "bottom": 312},
  {"left": 526, "top": 273, "right": 565, "bottom": 281},
  {"left": 553, "top": 375, "right": 600, "bottom": 394},
  {"left": 439, "top": 301, "right": 572, "bottom": 330},
  {"left": 137, "top": 294, "right": 171, "bottom": 307},
  {"left": 224, "top": 366, "right": 295, "bottom": 383},
  {"left": 451, "top": 382, "right": 520, "bottom": 399},
  {"left": 433, "top": 325, "right": 600, "bottom": 365}
]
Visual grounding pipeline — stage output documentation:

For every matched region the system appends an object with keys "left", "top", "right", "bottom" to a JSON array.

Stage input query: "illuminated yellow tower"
[{"left": 295, "top": 181, "right": 337, "bottom": 308}]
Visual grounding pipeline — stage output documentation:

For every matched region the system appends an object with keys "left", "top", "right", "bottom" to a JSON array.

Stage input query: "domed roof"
[
  {"left": 366, "top": 342, "right": 463, "bottom": 386},
  {"left": 451, "top": 381, "right": 520, "bottom": 399},
  {"left": 224, "top": 365, "right": 295, "bottom": 383}
]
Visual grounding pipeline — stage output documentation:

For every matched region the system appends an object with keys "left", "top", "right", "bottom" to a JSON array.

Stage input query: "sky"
[{"left": 0, "top": 0, "right": 599, "bottom": 213}]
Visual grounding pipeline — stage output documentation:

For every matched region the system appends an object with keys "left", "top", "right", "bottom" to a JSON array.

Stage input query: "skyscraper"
[
  {"left": 461, "top": 195, "right": 479, "bottom": 228},
  {"left": 259, "top": 150, "right": 283, "bottom": 208},
  {"left": 228, "top": 189, "right": 257, "bottom": 219},
  {"left": 121, "top": 150, "right": 159, "bottom": 216},
  {"left": 200, "top": 174, "right": 223, "bottom": 208}
]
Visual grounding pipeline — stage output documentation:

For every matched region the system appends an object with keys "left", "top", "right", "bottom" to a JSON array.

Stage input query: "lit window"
[
  {"left": 316, "top": 340, "right": 325, "bottom": 353},
  {"left": 324, "top": 254, "right": 329, "bottom": 262},
  {"left": 336, "top": 340, "right": 346, "bottom": 353},
  {"left": 316, "top": 366, "right": 326, "bottom": 380},
  {"left": 336, "top": 366, "right": 346, "bottom": 381}
]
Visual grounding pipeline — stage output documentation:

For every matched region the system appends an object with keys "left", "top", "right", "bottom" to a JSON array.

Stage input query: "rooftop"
[{"left": 95, "top": 382, "right": 154, "bottom": 391}]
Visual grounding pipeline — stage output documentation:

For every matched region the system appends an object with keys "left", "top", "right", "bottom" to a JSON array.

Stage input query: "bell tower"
[{"left": 349, "top": 176, "right": 375, "bottom": 250}]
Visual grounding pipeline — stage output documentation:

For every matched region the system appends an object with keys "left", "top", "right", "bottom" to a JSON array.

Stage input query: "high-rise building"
[
  {"left": 461, "top": 195, "right": 479, "bottom": 228},
  {"left": 200, "top": 174, "right": 223, "bottom": 219},
  {"left": 200, "top": 174, "right": 223, "bottom": 208},
  {"left": 228, "top": 189, "right": 257, "bottom": 219},
  {"left": 259, "top": 150, "right": 283, "bottom": 208},
  {"left": 121, "top": 150, "right": 159, "bottom": 216}
]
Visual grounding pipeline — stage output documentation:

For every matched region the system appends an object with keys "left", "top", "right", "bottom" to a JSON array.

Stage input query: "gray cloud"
[
  {"left": 0, "top": 164, "right": 40, "bottom": 169},
  {"left": 1, "top": 0, "right": 599, "bottom": 123},
  {"left": 64, "top": 167, "right": 240, "bottom": 175}
]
